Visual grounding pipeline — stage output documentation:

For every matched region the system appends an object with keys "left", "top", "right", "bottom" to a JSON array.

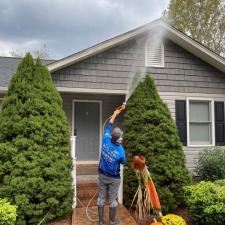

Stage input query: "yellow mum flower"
[{"left": 162, "top": 214, "right": 186, "bottom": 225}]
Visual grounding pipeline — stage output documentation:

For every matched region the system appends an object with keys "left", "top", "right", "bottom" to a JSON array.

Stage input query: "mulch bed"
[{"left": 175, "top": 205, "right": 194, "bottom": 225}]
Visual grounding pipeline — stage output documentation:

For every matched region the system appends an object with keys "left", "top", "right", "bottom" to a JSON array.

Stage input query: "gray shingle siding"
[
  {"left": 52, "top": 37, "right": 225, "bottom": 94},
  {"left": 60, "top": 93, "right": 125, "bottom": 133},
  {"left": 150, "top": 41, "right": 225, "bottom": 94},
  {"left": 52, "top": 37, "right": 146, "bottom": 90}
]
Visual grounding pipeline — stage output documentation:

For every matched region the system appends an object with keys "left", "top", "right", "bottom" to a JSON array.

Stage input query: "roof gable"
[{"left": 47, "top": 18, "right": 225, "bottom": 74}]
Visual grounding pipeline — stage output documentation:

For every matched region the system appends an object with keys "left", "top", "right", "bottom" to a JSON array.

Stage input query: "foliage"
[
  {"left": 165, "top": 0, "right": 225, "bottom": 56},
  {"left": 0, "top": 53, "right": 73, "bottom": 225},
  {"left": 196, "top": 147, "right": 225, "bottom": 181},
  {"left": 0, "top": 198, "right": 17, "bottom": 225},
  {"left": 162, "top": 214, "right": 186, "bottom": 225},
  {"left": 123, "top": 75, "right": 191, "bottom": 212},
  {"left": 184, "top": 180, "right": 225, "bottom": 225},
  {"left": 10, "top": 44, "right": 55, "bottom": 59}
]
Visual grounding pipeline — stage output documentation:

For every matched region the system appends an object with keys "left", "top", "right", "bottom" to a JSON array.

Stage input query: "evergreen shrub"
[
  {"left": 196, "top": 147, "right": 225, "bottom": 181},
  {"left": 123, "top": 75, "right": 191, "bottom": 212},
  {"left": 0, "top": 198, "right": 17, "bottom": 225},
  {"left": 184, "top": 180, "right": 225, "bottom": 225},
  {"left": 0, "top": 54, "right": 73, "bottom": 225}
]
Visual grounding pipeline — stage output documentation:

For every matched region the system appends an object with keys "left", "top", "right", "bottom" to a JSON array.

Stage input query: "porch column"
[
  {"left": 70, "top": 136, "right": 77, "bottom": 208},
  {"left": 118, "top": 165, "right": 124, "bottom": 204}
]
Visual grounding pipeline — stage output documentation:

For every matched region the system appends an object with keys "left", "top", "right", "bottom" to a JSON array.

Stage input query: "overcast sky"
[{"left": 0, "top": 0, "right": 169, "bottom": 59}]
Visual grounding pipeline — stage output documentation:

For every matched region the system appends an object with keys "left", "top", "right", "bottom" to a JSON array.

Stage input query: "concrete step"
[
  {"left": 76, "top": 164, "right": 98, "bottom": 176},
  {"left": 77, "top": 174, "right": 98, "bottom": 183},
  {"left": 75, "top": 164, "right": 100, "bottom": 208},
  {"left": 76, "top": 182, "right": 99, "bottom": 208}
]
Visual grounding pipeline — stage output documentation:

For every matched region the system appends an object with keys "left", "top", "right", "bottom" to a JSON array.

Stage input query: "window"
[
  {"left": 175, "top": 99, "right": 221, "bottom": 147},
  {"left": 145, "top": 38, "right": 164, "bottom": 68},
  {"left": 187, "top": 100, "right": 214, "bottom": 146}
]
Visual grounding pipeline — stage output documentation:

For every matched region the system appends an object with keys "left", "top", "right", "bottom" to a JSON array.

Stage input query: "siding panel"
[
  {"left": 52, "top": 38, "right": 225, "bottom": 94},
  {"left": 61, "top": 93, "right": 125, "bottom": 132}
]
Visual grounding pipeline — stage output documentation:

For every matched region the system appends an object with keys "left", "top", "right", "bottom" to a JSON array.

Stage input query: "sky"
[{"left": 0, "top": 0, "right": 169, "bottom": 59}]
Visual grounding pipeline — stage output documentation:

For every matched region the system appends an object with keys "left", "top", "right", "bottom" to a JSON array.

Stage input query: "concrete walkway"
[{"left": 72, "top": 204, "right": 137, "bottom": 225}]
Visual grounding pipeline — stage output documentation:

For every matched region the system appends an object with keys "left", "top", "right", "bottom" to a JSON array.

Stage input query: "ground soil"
[
  {"left": 175, "top": 205, "right": 194, "bottom": 225},
  {"left": 129, "top": 205, "right": 194, "bottom": 225}
]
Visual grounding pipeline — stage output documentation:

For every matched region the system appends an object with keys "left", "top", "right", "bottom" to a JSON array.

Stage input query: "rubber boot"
[
  {"left": 98, "top": 206, "right": 105, "bottom": 225},
  {"left": 109, "top": 207, "right": 120, "bottom": 225}
]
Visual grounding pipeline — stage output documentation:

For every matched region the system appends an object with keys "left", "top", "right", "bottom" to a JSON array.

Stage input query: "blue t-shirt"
[{"left": 98, "top": 123, "right": 126, "bottom": 178}]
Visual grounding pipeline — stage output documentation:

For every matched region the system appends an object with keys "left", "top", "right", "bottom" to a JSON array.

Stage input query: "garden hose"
[{"left": 76, "top": 193, "right": 99, "bottom": 222}]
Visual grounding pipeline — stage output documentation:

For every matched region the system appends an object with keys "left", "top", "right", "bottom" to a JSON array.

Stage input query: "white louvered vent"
[{"left": 145, "top": 39, "right": 164, "bottom": 67}]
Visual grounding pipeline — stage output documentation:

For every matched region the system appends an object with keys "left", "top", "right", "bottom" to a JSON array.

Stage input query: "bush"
[
  {"left": 0, "top": 54, "right": 73, "bottom": 225},
  {"left": 123, "top": 75, "right": 191, "bottom": 212},
  {"left": 196, "top": 147, "right": 225, "bottom": 181},
  {"left": 184, "top": 180, "right": 225, "bottom": 225},
  {"left": 0, "top": 198, "right": 17, "bottom": 225}
]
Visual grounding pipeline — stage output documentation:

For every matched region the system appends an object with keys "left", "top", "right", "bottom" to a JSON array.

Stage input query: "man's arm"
[
  {"left": 109, "top": 109, "right": 121, "bottom": 124},
  {"left": 103, "top": 109, "right": 121, "bottom": 141}
]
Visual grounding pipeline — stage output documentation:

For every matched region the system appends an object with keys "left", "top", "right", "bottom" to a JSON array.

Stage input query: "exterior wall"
[
  {"left": 0, "top": 92, "right": 125, "bottom": 136},
  {"left": 0, "top": 94, "right": 3, "bottom": 110},
  {"left": 60, "top": 93, "right": 125, "bottom": 134},
  {"left": 159, "top": 91, "right": 225, "bottom": 172},
  {"left": 52, "top": 36, "right": 225, "bottom": 173},
  {"left": 150, "top": 41, "right": 225, "bottom": 94},
  {"left": 52, "top": 36, "right": 145, "bottom": 91},
  {"left": 52, "top": 37, "right": 225, "bottom": 95}
]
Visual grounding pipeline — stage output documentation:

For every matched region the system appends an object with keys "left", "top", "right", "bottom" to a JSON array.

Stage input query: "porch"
[
  {"left": 61, "top": 92, "right": 125, "bottom": 209},
  {"left": 72, "top": 204, "right": 137, "bottom": 225}
]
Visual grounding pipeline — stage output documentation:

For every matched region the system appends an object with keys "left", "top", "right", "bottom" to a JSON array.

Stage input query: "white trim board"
[
  {"left": 0, "top": 87, "right": 7, "bottom": 93},
  {"left": 57, "top": 87, "right": 126, "bottom": 95},
  {"left": 0, "top": 86, "right": 127, "bottom": 95},
  {"left": 159, "top": 91, "right": 225, "bottom": 98},
  {"left": 72, "top": 99, "right": 102, "bottom": 163}
]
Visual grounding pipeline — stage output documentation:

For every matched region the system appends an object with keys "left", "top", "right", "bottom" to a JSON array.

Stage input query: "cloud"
[{"left": 0, "top": 0, "right": 169, "bottom": 58}]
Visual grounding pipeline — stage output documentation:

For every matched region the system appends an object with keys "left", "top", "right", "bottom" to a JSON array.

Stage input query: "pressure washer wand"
[{"left": 115, "top": 102, "right": 126, "bottom": 114}]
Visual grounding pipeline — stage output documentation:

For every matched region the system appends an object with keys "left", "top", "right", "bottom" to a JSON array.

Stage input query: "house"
[{"left": 1, "top": 18, "right": 225, "bottom": 206}]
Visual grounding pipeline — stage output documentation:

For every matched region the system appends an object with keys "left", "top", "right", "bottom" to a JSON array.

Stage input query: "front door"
[{"left": 74, "top": 101, "right": 101, "bottom": 162}]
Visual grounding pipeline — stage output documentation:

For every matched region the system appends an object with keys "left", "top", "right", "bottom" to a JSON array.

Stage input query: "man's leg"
[
  {"left": 97, "top": 174, "right": 107, "bottom": 225},
  {"left": 108, "top": 178, "right": 121, "bottom": 225}
]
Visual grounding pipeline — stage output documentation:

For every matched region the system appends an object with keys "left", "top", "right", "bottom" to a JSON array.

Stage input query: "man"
[{"left": 97, "top": 109, "right": 126, "bottom": 225}]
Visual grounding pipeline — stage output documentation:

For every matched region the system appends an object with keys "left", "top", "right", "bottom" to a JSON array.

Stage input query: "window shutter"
[
  {"left": 145, "top": 39, "right": 164, "bottom": 67},
  {"left": 215, "top": 101, "right": 225, "bottom": 146},
  {"left": 175, "top": 100, "right": 187, "bottom": 146}
]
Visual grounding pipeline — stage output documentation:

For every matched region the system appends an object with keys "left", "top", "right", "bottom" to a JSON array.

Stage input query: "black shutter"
[
  {"left": 215, "top": 101, "right": 225, "bottom": 146},
  {"left": 175, "top": 100, "right": 187, "bottom": 146}
]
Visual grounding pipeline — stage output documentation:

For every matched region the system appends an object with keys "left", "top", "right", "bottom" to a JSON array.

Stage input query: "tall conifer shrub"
[
  {"left": 123, "top": 75, "right": 191, "bottom": 212},
  {"left": 0, "top": 54, "right": 73, "bottom": 225}
]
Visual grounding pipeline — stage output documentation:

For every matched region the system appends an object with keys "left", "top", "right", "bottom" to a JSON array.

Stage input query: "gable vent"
[{"left": 145, "top": 39, "right": 164, "bottom": 67}]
